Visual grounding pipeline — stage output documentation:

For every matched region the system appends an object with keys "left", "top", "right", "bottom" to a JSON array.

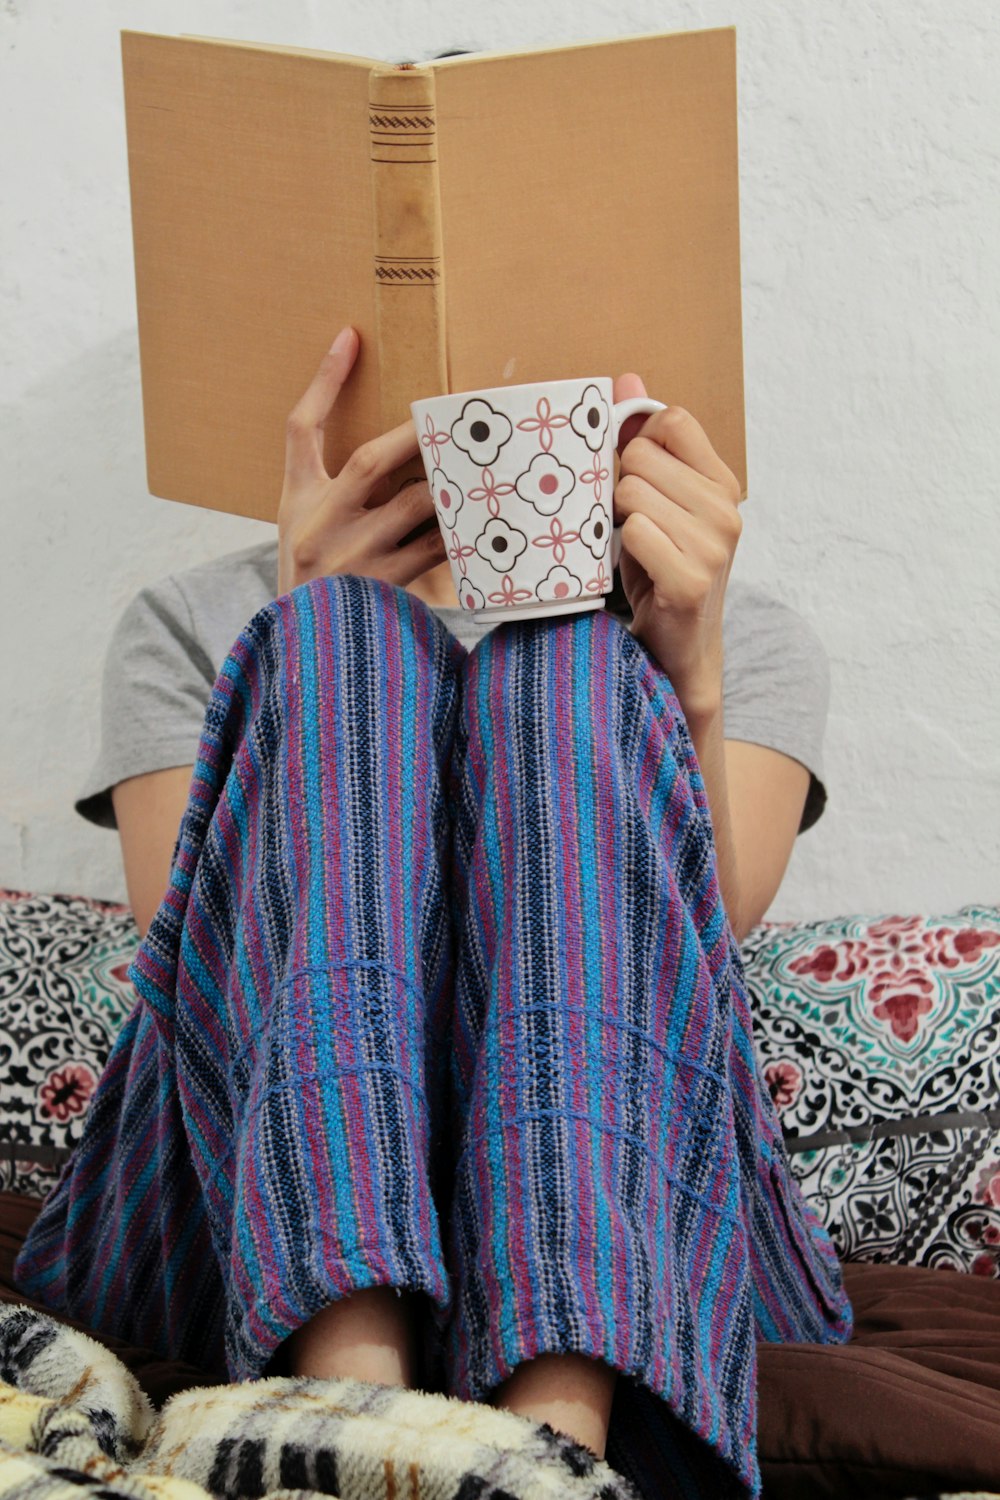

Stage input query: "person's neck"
[{"left": 405, "top": 561, "right": 461, "bottom": 609}]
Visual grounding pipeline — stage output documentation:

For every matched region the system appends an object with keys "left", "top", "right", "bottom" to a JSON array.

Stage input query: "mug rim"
[{"left": 411, "top": 376, "right": 612, "bottom": 408}]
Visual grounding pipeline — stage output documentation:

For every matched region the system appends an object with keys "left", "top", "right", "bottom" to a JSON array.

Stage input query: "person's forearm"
[{"left": 680, "top": 694, "right": 747, "bottom": 945}]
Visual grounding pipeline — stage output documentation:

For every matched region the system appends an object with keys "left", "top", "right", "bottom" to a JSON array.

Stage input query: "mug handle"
[{"left": 610, "top": 396, "right": 668, "bottom": 570}]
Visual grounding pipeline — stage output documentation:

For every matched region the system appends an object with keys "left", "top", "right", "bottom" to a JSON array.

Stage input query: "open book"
[{"left": 121, "top": 27, "right": 745, "bottom": 521}]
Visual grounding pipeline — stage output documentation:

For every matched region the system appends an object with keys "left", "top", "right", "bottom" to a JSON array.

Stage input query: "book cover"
[{"left": 121, "top": 27, "right": 745, "bottom": 521}]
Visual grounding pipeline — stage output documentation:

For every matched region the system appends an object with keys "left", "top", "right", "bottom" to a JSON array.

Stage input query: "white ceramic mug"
[{"left": 410, "top": 377, "right": 666, "bottom": 622}]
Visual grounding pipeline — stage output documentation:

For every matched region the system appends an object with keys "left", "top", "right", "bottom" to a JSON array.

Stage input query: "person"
[{"left": 15, "top": 326, "right": 852, "bottom": 1499}]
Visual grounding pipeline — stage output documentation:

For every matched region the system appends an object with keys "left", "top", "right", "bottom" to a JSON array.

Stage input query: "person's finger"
[
  {"left": 370, "top": 477, "right": 442, "bottom": 549},
  {"left": 626, "top": 405, "right": 741, "bottom": 500},
  {"left": 621, "top": 511, "right": 706, "bottom": 609},
  {"left": 616, "top": 474, "right": 705, "bottom": 555},
  {"left": 618, "top": 440, "right": 732, "bottom": 521},
  {"left": 379, "top": 509, "right": 449, "bottom": 585},
  {"left": 614, "top": 371, "right": 650, "bottom": 457},
  {"left": 335, "top": 419, "right": 424, "bottom": 507},
  {"left": 284, "top": 327, "right": 359, "bottom": 482}
]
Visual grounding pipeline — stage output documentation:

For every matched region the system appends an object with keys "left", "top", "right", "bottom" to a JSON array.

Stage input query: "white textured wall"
[{"left": 2, "top": 0, "right": 997, "bottom": 922}]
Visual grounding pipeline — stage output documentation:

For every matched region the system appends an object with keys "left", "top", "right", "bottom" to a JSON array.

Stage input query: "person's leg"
[
  {"left": 443, "top": 606, "right": 852, "bottom": 1495},
  {"left": 16, "top": 573, "right": 467, "bottom": 1384}
]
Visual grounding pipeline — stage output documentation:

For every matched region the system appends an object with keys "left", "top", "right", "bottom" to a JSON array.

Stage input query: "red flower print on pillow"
[
  {"left": 869, "top": 965, "right": 935, "bottom": 1043},
  {"left": 788, "top": 942, "right": 870, "bottom": 983},
  {"left": 764, "top": 1059, "right": 803, "bottom": 1112},
  {"left": 39, "top": 1064, "right": 97, "bottom": 1122},
  {"left": 975, "top": 1160, "right": 1000, "bottom": 1209}
]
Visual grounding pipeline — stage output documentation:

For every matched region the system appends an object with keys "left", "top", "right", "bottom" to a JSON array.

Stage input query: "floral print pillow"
[
  {"left": 744, "top": 905, "right": 1000, "bottom": 1277},
  {"left": 3, "top": 889, "right": 1000, "bottom": 1282},
  {"left": 0, "top": 890, "right": 139, "bottom": 1197}
]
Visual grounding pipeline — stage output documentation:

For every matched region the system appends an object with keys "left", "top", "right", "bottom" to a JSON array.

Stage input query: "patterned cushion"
[
  {"left": 0, "top": 891, "right": 139, "bottom": 1197},
  {"left": 3, "top": 890, "right": 999, "bottom": 1281},
  {"left": 745, "top": 905, "right": 1000, "bottom": 1277}
]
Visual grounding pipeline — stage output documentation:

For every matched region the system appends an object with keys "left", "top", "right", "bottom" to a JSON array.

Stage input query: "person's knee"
[
  {"left": 466, "top": 605, "right": 634, "bottom": 701},
  {"left": 286, "top": 570, "right": 403, "bottom": 615}
]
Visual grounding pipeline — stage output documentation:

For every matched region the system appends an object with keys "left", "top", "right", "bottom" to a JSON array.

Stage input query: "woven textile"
[{"left": 13, "top": 574, "right": 851, "bottom": 1500}]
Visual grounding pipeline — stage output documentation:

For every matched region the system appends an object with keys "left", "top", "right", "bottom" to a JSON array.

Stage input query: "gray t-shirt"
[{"left": 77, "top": 540, "right": 830, "bottom": 834}]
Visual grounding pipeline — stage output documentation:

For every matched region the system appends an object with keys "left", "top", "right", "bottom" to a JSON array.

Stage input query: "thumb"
[{"left": 614, "top": 370, "right": 650, "bottom": 457}]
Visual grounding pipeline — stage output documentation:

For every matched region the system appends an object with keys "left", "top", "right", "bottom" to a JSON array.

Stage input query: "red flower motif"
[
  {"left": 585, "top": 559, "right": 613, "bottom": 597},
  {"left": 870, "top": 984, "right": 934, "bottom": 1043},
  {"left": 485, "top": 573, "right": 534, "bottom": 610},
  {"left": 971, "top": 1252, "right": 998, "bottom": 1278},
  {"left": 446, "top": 530, "right": 478, "bottom": 578},
  {"left": 764, "top": 1059, "right": 802, "bottom": 1112},
  {"left": 974, "top": 1161, "right": 1000, "bottom": 1208},
  {"left": 948, "top": 927, "right": 1000, "bottom": 964},
  {"left": 39, "top": 1064, "right": 96, "bottom": 1122},
  {"left": 419, "top": 414, "right": 451, "bottom": 468},
  {"left": 788, "top": 941, "right": 873, "bottom": 983},
  {"left": 784, "top": 913, "right": 999, "bottom": 1005},
  {"left": 515, "top": 397, "right": 571, "bottom": 454},
  {"left": 789, "top": 944, "right": 840, "bottom": 981},
  {"left": 581, "top": 455, "right": 611, "bottom": 502},
  {"left": 467, "top": 466, "right": 517, "bottom": 520},
  {"left": 532, "top": 516, "right": 581, "bottom": 567}
]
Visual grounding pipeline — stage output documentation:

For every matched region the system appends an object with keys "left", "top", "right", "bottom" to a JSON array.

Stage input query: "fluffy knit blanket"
[
  {"left": 1, "top": 1303, "right": 997, "bottom": 1500},
  {"left": 0, "top": 1303, "right": 641, "bottom": 1500}
]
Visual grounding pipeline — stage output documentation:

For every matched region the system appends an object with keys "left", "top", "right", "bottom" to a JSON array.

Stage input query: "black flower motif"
[
  {"left": 451, "top": 399, "right": 513, "bottom": 466},
  {"left": 855, "top": 1194, "right": 896, "bottom": 1236},
  {"left": 579, "top": 502, "right": 612, "bottom": 560},
  {"left": 569, "top": 384, "right": 611, "bottom": 453},
  {"left": 474, "top": 517, "right": 529, "bottom": 575}
]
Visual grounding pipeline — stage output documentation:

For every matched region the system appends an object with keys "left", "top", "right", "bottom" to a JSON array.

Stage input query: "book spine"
[{"left": 368, "top": 65, "right": 448, "bottom": 437}]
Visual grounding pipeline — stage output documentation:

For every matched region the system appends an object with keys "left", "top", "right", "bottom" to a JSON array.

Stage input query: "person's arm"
[
  {"left": 684, "top": 696, "right": 809, "bottom": 943},
  {"left": 111, "top": 765, "right": 193, "bottom": 938}
]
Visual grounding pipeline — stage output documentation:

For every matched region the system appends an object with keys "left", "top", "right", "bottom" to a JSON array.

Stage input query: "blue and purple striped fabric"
[{"left": 15, "top": 573, "right": 851, "bottom": 1499}]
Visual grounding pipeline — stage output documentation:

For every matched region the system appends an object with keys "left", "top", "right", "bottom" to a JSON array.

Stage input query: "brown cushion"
[
  {"left": 4, "top": 1193, "right": 1000, "bottom": 1495},
  {"left": 758, "top": 1261, "right": 1000, "bottom": 1497}
]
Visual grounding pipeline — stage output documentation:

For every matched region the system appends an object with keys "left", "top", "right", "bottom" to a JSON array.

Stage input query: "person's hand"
[
  {"left": 277, "top": 326, "right": 447, "bottom": 597},
  {"left": 612, "top": 372, "right": 744, "bottom": 721}
]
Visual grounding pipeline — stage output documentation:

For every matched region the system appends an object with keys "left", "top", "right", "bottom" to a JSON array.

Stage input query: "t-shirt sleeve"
[
  {"left": 75, "top": 578, "right": 218, "bottom": 830},
  {"left": 722, "top": 590, "right": 831, "bottom": 834}
]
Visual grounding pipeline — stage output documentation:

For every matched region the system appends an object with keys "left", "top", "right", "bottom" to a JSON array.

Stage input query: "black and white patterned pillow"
[
  {"left": 0, "top": 890, "right": 139, "bottom": 1196},
  {"left": 745, "top": 905, "right": 1000, "bottom": 1277}
]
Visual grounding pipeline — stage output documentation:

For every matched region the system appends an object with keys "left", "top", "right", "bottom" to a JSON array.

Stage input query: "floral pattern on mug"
[
  {"left": 486, "top": 575, "right": 535, "bottom": 610},
  {"left": 580, "top": 451, "right": 612, "bottom": 503},
  {"left": 579, "top": 502, "right": 613, "bottom": 560},
  {"left": 418, "top": 413, "right": 452, "bottom": 468},
  {"left": 514, "top": 452, "right": 576, "bottom": 515},
  {"left": 457, "top": 576, "right": 486, "bottom": 611},
  {"left": 536, "top": 565, "right": 584, "bottom": 603},
  {"left": 451, "top": 399, "right": 513, "bottom": 466},
  {"left": 467, "top": 466, "right": 517, "bottom": 520},
  {"left": 531, "top": 516, "right": 581, "bottom": 567},
  {"left": 430, "top": 467, "right": 465, "bottom": 529},
  {"left": 569, "top": 384, "right": 611, "bottom": 453},
  {"left": 475, "top": 516, "right": 529, "bottom": 574},
  {"left": 445, "top": 530, "right": 478, "bottom": 578},
  {"left": 585, "top": 558, "right": 615, "bottom": 597},
  {"left": 515, "top": 396, "right": 572, "bottom": 454}
]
